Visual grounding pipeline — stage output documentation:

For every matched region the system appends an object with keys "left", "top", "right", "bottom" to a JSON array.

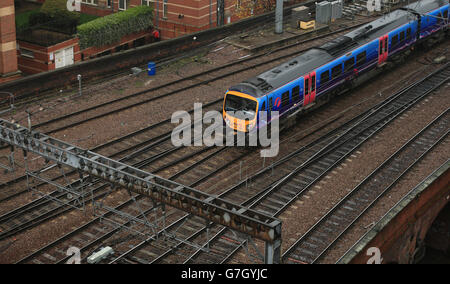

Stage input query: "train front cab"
[{"left": 223, "top": 91, "right": 259, "bottom": 133}]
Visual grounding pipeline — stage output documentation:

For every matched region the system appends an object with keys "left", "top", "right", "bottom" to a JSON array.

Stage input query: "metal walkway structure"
[{"left": 0, "top": 119, "right": 282, "bottom": 263}]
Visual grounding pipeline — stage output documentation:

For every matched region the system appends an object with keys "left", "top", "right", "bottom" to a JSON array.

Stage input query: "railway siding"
[{"left": 338, "top": 160, "right": 450, "bottom": 264}]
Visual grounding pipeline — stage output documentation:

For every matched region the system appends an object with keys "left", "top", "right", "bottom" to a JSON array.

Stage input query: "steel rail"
[
  {"left": 282, "top": 110, "right": 449, "bottom": 264},
  {"left": 0, "top": 119, "right": 282, "bottom": 244},
  {"left": 3, "top": 21, "right": 370, "bottom": 138},
  {"left": 172, "top": 63, "right": 450, "bottom": 264}
]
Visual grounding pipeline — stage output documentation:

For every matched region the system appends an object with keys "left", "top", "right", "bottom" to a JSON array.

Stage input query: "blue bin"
[{"left": 148, "top": 62, "right": 156, "bottom": 76}]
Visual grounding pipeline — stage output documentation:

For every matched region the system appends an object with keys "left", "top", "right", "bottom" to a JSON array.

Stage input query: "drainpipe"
[
  {"left": 210, "top": 0, "right": 212, "bottom": 27},
  {"left": 156, "top": 0, "right": 159, "bottom": 28}
]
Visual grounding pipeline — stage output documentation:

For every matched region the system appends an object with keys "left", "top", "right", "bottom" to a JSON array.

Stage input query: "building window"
[
  {"left": 119, "top": 0, "right": 127, "bottom": 10},
  {"left": 107, "top": 0, "right": 112, "bottom": 7},
  {"left": 142, "top": 0, "right": 151, "bottom": 6},
  {"left": 82, "top": 0, "right": 98, "bottom": 5},
  {"left": 20, "top": 48, "right": 34, "bottom": 59},
  {"left": 163, "top": 0, "right": 168, "bottom": 18}
]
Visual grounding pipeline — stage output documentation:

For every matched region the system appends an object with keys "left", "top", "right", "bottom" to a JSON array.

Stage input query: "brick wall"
[
  {"left": 78, "top": 0, "right": 245, "bottom": 39},
  {"left": 0, "top": 0, "right": 19, "bottom": 80},
  {"left": 18, "top": 37, "right": 80, "bottom": 74}
]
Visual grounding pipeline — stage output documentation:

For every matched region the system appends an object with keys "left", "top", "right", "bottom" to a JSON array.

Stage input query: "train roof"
[{"left": 234, "top": 0, "right": 447, "bottom": 97}]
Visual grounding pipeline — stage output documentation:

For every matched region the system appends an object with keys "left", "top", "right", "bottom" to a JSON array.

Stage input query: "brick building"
[
  {"left": 78, "top": 0, "right": 240, "bottom": 39},
  {"left": 32, "top": 0, "right": 241, "bottom": 39},
  {"left": 0, "top": 0, "right": 20, "bottom": 83},
  {"left": 29, "top": 0, "right": 302, "bottom": 39}
]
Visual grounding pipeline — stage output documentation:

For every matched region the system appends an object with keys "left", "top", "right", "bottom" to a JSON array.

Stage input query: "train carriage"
[{"left": 223, "top": 0, "right": 449, "bottom": 135}]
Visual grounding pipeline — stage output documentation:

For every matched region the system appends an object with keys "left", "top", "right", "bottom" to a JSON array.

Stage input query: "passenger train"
[{"left": 223, "top": 0, "right": 449, "bottom": 134}]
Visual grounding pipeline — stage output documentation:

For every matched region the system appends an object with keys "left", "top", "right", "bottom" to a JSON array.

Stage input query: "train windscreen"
[{"left": 225, "top": 94, "right": 257, "bottom": 120}]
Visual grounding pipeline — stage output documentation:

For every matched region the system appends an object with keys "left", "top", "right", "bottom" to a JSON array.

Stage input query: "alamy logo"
[
  {"left": 366, "top": 247, "right": 383, "bottom": 264},
  {"left": 67, "top": 0, "right": 82, "bottom": 12},
  {"left": 367, "top": 0, "right": 382, "bottom": 12},
  {"left": 66, "top": 246, "right": 81, "bottom": 264},
  {"left": 171, "top": 103, "right": 280, "bottom": 158}
]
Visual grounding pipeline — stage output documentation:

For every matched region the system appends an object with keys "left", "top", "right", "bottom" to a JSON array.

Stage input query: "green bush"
[
  {"left": 29, "top": 12, "right": 78, "bottom": 34},
  {"left": 15, "top": 9, "right": 40, "bottom": 32},
  {"left": 77, "top": 6, "right": 154, "bottom": 49}
]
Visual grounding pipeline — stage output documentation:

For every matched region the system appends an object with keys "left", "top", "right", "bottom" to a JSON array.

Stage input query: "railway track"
[
  {"left": 0, "top": 19, "right": 377, "bottom": 204},
  {"left": 282, "top": 109, "right": 449, "bottom": 264},
  {"left": 114, "top": 63, "right": 449, "bottom": 264},
  {"left": 15, "top": 144, "right": 250, "bottom": 264},
  {"left": 0, "top": 100, "right": 246, "bottom": 241},
  {"left": 0, "top": 99, "right": 223, "bottom": 202},
  {"left": 0, "top": 20, "right": 379, "bottom": 240},
  {"left": 14, "top": 63, "right": 449, "bottom": 264},
  {"left": 13, "top": 86, "right": 388, "bottom": 264},
  {"left": 2, "top": 20, "right": 372, "bottom": 138}
]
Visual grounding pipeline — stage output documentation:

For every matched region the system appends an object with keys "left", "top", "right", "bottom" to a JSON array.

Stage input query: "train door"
[
  {"left": 259, "top": 97, "right": 269, "bottom": 127},
  {"left": 378, "top": 35, "right": 389, "bottom": 65},
  {"left": 303, "top": 72, "right": 316, "bottom": 107}
]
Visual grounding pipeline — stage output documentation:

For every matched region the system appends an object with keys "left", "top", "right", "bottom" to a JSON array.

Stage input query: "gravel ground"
[
  {"left": 0, "top": 33, "right": 447, "bottom": 263},
  {"left": 227, "top": 44, "right": 449, "bottom": 264},
  {"left": 276, "top": 81, "right": 450, "bottom": 264},
  {"left": 0, "top": 23, "right": 381, "bottom": 216}
]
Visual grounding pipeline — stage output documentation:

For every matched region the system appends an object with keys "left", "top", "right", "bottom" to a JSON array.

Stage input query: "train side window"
[
  {"left": 321, "top": 70, "right": 330, "bottom": 84},
  {"left": 292, "top": 86, "right": 300, "bottom": 101},
  {"left": 356, "top": 51, "right": 366, "bottom": 67},
  {"left": 444, "top": 10, "right": 448, "bottom": 19},
  {"left": 261, "top": 101, "right": 266, "bottom": 111},
  {"left": 438, "top": 13, "right": 443, "bottom": 24},
  {"left": 392, "top": 35, "right": 399, "bottom": 48},
  {"left": 305, "top": 79, "right": 310, "bottom": 95},
  {"left": 400, "top": 31, "right": 405, "bottom": 43},
  {"left": 379, "top": 40, "right": 383, "bottom": 55},
  {"left": 269, "top": 97, "right": 273, "bottom": 110},
  {"left": 281, "top": 91, "right": 290, "bottom": 106},
  {"left": 407, "top": 28, "right": 411, "bottom": 39},
  {"left": 331, "top": 65, "right": 342, "bottom": 80},
  {"left": 311, "top": 75, "right": 316, "bottom": 92},
  {"left": 344, "top": 58, "right": 355, "bottom": 73}
]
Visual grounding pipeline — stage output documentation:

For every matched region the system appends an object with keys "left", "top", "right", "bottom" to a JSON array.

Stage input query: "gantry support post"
[
  {"left": 275, "top": 0, "right": 284, "bottom": 34},
  {"left": 265, "top": 239, "right": 282, "bottom": 264}
]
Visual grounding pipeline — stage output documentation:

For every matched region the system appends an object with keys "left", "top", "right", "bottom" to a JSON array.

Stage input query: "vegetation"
[
  {"left": 40, "top": 0, "right": 80, "bottom": 21},
  {"left": 15, "top": 9, "right": 40, "bottom": 32},
  {"left": 77, "top": 6, "right": 154, "bottom": 49},
  {"left": 79, "top": 14, "right": 99, "bottom": 25}
]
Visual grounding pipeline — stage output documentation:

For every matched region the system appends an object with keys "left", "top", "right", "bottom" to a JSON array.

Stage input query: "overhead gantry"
[{"left": 0, "top": 118, "right": 282, "bottom": 263}]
